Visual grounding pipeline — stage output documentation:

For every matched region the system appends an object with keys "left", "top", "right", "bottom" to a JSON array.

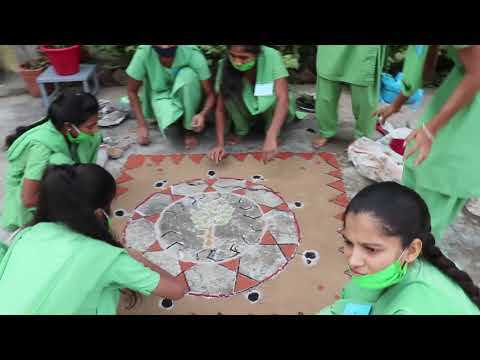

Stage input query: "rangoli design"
[
  {"left": 113, "top": 152, "right": 350, "bottom": 314},
  {"left": 122, "top": 174, "right": 300, "bottom": 298}
]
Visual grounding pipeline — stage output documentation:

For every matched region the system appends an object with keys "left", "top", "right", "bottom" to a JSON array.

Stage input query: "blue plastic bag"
[{"left": 380, "top": 72, "right": 424, "bottom": 111}]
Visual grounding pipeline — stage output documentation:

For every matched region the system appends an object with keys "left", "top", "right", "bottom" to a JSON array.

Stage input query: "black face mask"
[{"left": 153, "top": 46, "right": 177, "bottom": 58}]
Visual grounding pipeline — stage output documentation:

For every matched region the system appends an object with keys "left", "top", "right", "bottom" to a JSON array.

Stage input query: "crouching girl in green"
[
  {"left": 209, "top": 45, "right": 298, "bottom": 163},
  {"left": 320, "top": 182, "right": 480, "bottom": 315},
  {"left": 1, "top": 92, "right": 102, "bottom": 231},
  {"left": 0, "top": 164, "right": 186, "bottom": 315}
]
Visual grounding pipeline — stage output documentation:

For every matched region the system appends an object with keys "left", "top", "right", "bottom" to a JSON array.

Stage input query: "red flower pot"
[{"left": 40, "top": 45, "right": 81, "bottom": 76}]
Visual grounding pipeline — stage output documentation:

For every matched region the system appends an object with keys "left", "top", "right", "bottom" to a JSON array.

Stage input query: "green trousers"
[
  {"left": 403, "top": 167, "right": 467, "bottom": 244},
  {"left": 144, "top": 67, "right": 203, "bottom": 132},
  {"left": 315, "top": 76, "right": 378, "bottom": 139},
  {"left": 224, "top": 94, "right": 296, "bottom": 137}
]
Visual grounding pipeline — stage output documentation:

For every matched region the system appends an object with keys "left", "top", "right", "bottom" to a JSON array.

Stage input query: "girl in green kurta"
[
  {"left": 313, "top": 45, "right": 387, "bottom": 148},
  {"left": 209, "top": 45, "right": 297, "bottom": 164},
  {"left": 319, "top": 182, "right": 480, "bottom": 315},
  {"left": 0, "top": 164, "right": 186, "bottom": 315},
  {"left": 374, "top": 45, "right": 480, "bottom": 243},
  {"left": 127, "top": 45, "right": 216, "bottom": 150},
  {"left": 1, "top": 92, "right": 103, "bottom": 231}
]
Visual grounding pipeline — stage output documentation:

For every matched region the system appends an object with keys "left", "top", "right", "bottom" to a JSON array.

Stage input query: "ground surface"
[{"left": 1, "top": 80, "right": 478, "bottom": 284}]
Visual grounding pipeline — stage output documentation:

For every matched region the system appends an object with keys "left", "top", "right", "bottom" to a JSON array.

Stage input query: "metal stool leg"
[
  {"left": 83, "top": 79, "right": 90, "bottom": 93},
  {"left": 92, "top": 73, "right": 100, "bottom": 95}
]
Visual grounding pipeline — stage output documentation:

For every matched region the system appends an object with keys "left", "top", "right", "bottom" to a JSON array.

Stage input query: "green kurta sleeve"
[
  {"left": 105, "top": 252, "right": 160, "bottom": 296},
  {"left": 400, "top": 45, "right": 430, "bottom": 97},
  {"left": 188, "top": 48, "right": 212, "bottom": 81},
  {"left": 270, "top": 49, "right": 289, "bottom": 80},
  {"left": 23, "top": 143, "right": 52, "bottom": 181},
  {"left": 126, "top": 46, "right": 148, "bottom": 81}
]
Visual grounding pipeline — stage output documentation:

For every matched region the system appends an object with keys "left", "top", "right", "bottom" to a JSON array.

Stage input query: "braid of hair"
[{"left": 420, "top": 232, "right": 480, "bottom": 309}]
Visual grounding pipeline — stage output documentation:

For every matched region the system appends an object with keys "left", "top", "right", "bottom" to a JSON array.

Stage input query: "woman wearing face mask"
[
  {"left": 0, "top": 164, "right": 186, "bottom": 315},
  {"left": 373, "top": 45, "right": 480, "bottom": 243},
  {"left": 127, "top": 45, "right": 216, "bottom": 149},
  {"left": 208, "top": 45, "right": 298, "bottom": 164},
  {"left": 1, "top": 92, "right": 102, "bottom": 231},
  {"left": 319, "top": 182, "right": 480, "bottom": 315}
]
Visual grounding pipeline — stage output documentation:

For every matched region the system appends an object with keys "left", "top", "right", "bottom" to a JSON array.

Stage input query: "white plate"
[{"left": 98, "top": 111, "right": 127, "bottom": 127}]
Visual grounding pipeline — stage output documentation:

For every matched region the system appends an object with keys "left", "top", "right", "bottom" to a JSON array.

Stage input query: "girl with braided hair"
[{"left": 319, "top": 182, "right": 480, "bottom": 315}]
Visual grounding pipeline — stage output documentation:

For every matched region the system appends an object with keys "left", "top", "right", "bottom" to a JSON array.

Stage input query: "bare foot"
[
  {"left": 184, "top": 132, "right": 199, "bottom": 150},
  {"left": 312, "top": 135, "right": 329, "bottom": 149},
  {"left": 226, "top": 134, "right": 243, "bottom": 145}
]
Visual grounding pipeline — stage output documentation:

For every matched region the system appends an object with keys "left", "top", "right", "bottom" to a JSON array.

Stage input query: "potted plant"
[
  {"left": 40, "top": 45, "right": 81, "bottom": 76},
  {"left": 83, "top": 45, "right": 136, "bottom": 86},
  {"left": 18, "top": 57, "right": 50, "bottom": 97}
]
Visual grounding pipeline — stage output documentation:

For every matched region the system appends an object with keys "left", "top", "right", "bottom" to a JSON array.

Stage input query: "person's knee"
[
  {"left": 176, "top": 67, "right": 200, "bottom": 85},
  {"left": 235, "top": 127, "right": 249, "bottom": 137}
]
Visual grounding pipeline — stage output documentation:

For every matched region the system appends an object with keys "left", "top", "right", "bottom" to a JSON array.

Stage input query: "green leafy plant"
[
  {"left": 82, "top": 45, "right": 137, "bottom": 69},
  {"left": 20, "top": 57, "right": 49, "bottom": 70},
  {"left": 384, "top": 45, "right": 453, "bottom": 86}
]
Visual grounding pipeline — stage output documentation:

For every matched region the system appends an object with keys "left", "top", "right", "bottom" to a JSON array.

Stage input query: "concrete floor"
[{"left": 1, "top": 83, "right": 479, "bottom": 284}]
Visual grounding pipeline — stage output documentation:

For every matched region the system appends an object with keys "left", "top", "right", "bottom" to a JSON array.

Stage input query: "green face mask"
[
  {"left": 67, "top": 124, "right": 94, "bottom": 144},
  {"left": 351, "top": 249, "right": 409, "bottom": 289},
  {"left": 230, "top": 57, "right": 256, "bottom": 72}
]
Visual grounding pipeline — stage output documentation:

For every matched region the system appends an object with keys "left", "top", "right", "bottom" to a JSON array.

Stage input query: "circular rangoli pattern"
[{"left": 122, "top": 176, "right": 301, "bottom": 298}]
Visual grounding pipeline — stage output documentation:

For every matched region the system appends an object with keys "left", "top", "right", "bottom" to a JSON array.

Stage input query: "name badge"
[
  {"left": 343, "top": 303, "right": 373, "bottom": 315},
  {"left": 254, "top": 82, "right": 274, "bottom": 97}
]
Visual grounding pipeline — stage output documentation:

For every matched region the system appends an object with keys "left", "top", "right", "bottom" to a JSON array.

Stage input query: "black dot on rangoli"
[
  {"left": 208, "top": 170, "right": 216, "bottom": 177},
  {"left": 253, "top": 175, "right": 262, "bottom": 180},
  {"left": 114, "top": 210, "right": 125, "bottom": 217},
  {"left": 306, "top": 128, "right": 316, "bottom": 134},
  {"left": 154, "top": 181, "right": 164, "bottom": 188},
  {"left": 305, "top": 252, "right": 317, "bottom": 260},
  {"left": 295, "top": 202, "right": 303, "bottom": 208},
  {"left": 307, "top": 260, "right": 312, "bottom": 265},
  {"left": 248, "top": 292, "right": 260, "bottom": 303},
  {"left": 161, "top": 298, "right": 173, "bottom": 309}
]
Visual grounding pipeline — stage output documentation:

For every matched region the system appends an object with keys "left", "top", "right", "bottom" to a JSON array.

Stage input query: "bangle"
[{"left": 422, "top": 124, "right": 434, "bottom": 142}]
